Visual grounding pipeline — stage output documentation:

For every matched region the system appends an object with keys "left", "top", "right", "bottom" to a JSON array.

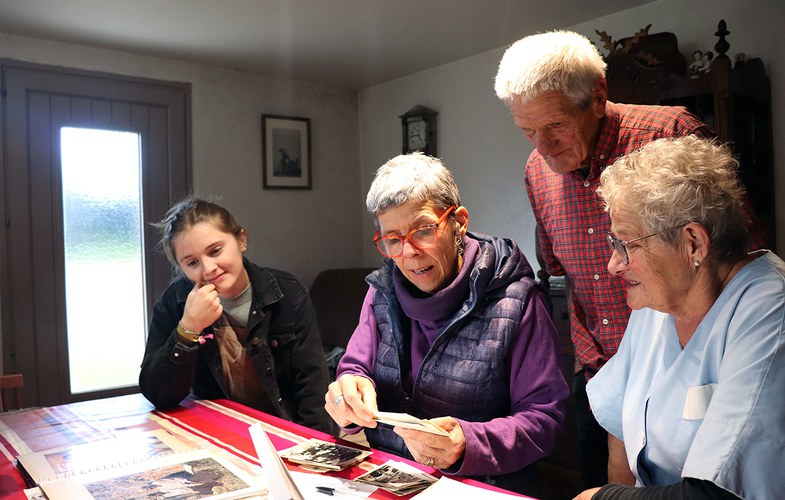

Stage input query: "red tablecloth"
[{"left": 0, "top": 394, "right": 526, "bottom": 499}]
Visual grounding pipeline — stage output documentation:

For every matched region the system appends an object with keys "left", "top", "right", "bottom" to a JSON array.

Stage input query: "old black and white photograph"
[{"left": 279, "top": 439, "right": 370, "bottom": 471}]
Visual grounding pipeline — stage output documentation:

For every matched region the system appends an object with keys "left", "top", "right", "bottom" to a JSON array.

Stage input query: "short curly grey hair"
[
  {"left": 494, "top": 30, "right": 607, "bottom": 108},
  {"left": 598, "top": 135, "right": 749, "bottom": 263},
  {"left": 366, "top": 153, "right": 460, "bottom": 223}
]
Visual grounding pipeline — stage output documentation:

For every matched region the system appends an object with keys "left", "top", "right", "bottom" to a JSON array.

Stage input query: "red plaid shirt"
[{"left": 526, "top": 102, "right": 726, "bottom": 375}]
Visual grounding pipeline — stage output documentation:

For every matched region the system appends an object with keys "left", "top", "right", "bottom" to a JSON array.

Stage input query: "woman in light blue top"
[{"left": 574, "top": 136, "right": 784, "bottom": 500}]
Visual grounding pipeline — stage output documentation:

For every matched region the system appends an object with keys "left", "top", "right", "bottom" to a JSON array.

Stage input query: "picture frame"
[{"left": 262, "top": 114, "right": 312, "bottom": 189}]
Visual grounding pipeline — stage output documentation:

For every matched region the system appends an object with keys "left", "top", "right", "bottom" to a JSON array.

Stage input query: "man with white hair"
[{"left": 494, "top": 30, "right": 766, "bottom": 488}]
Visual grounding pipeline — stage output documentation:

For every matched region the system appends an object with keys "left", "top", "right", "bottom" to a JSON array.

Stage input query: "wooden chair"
[{"left": 0, "top": 373, "right": 23, "bottom": 412}]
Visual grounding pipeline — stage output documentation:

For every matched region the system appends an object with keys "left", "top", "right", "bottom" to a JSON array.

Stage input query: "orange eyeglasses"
[{"left": 372, "top": 206, "right": 456, "bottom": 258}]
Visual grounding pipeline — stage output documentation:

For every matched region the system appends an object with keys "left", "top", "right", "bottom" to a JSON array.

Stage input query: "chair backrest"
[
  {"left": 0, "top": 373, "right": 24, "bottom": 412},
  {"left": 309, "top": 267, "right": 376, "bottom": 351}
]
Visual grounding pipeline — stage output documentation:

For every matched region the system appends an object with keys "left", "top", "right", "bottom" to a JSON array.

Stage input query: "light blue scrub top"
[{"left": 588, "top": 251, "right": 785, "bottom": 500}]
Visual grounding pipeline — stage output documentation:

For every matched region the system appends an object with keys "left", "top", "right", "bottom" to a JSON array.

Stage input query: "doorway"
[{"left": 0, "top": 62, "right": 191, "bottom": 406}]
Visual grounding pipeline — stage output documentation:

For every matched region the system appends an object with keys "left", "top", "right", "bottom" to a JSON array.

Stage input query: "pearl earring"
[{"left": 694, "top": 261, "right": 701, "bottom": 268}]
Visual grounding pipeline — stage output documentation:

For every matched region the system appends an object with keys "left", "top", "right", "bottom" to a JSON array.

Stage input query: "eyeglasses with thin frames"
[
  {"left": 606, "top": 226, "right": 684, "bottom": 265},
  {"left": 373, "top": 206, "right": 456, "bottom": 258}
]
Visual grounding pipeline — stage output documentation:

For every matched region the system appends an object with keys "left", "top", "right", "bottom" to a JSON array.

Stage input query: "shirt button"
[
  {"left": 174, "top": 352, "right": 180, "bottom": 358},
  {"left": 265, "top": 367, "right": 273, "bottom": 377},
  {"left": 602, "top": 318, "right": 609, "bottom": 325},
  {"left": 599, "top": 154, "right": 605, "bottom": 160},
  {"left": 593, "top": 274, "right": 600, "bottom": 281},
  {"left": 271, "top": 339, "right": 279, "bottom": 348},
  {"left": 587, "top": 228, "right": 595, "bottom": 235},
  {"left": 583, "top": 180, "right": 590, "bottom": 188},
  {"left": 252, "top": 311, "right": 257, "bottom": 315},
  {"left": 251, "top": 337, "right": 260, "bottom": 346}
]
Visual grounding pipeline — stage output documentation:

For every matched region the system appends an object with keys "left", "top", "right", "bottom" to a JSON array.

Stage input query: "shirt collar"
[{"left": 572, "top": 100, "right": 620, "bottom": 181}]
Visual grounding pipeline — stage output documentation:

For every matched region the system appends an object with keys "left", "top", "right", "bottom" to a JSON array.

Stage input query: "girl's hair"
[{"left": 153, "top": 196, "right": 243, "bottom": 275}]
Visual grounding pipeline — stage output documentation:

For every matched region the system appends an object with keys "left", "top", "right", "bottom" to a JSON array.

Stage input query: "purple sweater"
[{"left": 338, "top": 238, "right": 568, "bottom": 476}]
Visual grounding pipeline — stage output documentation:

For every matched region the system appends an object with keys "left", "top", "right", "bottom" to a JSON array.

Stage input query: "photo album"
[{"left": 15, "top": 429, "right": 265, "bottom": 500}]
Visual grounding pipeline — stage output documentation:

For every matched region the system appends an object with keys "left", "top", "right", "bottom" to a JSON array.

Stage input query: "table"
[{"left": 0, "top": 394, "right": 527, "bottom": 499}]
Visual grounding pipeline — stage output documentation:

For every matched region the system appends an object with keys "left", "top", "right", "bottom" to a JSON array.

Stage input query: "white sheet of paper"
[
  {"left": 249, "top": 423, "right": 304, "bottom": 500},
  {"left": 413, "top": 476, "right": 532, "bottom": 499},
  {"left": 289, "top": 470, "right": 376, "bottom": 499}
]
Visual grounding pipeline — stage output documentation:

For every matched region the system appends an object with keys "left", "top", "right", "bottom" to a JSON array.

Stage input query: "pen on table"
[
  {"left": 316, "top": 486, "right": 335, "bottom": 496},
  {"left": 316, "top": 485, "right": 370, "bottom": 497}
]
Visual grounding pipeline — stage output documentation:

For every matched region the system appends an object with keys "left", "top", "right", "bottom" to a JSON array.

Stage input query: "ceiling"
[{"left": 0, "top": 0, "right": 652, "bottom": 90}]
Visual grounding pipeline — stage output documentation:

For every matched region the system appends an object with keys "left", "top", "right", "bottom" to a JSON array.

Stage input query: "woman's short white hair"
[
  {"left": 366, "top": 153, "right": 460, "bottom": 222},
  {"left": 494, "top": 30, "right": 607, "bottom": 107},
  {"left": 598, "top": 135, "right": 749, "bottom": 262}
]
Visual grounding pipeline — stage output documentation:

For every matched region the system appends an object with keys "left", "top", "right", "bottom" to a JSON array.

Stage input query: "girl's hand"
[{"left": 181, "top": 282, "right": 222, "bottom": 332}]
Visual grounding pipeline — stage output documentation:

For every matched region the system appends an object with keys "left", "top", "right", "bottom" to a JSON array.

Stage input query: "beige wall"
[
  {"left": 359, "top": 0, "right": 785, "bottom": 269},
  {"left": 0, "top": 31, "right": 365, "bottom": 287},
  {"left": 0, "top": 0, "right": 782, "bottom": 286}
]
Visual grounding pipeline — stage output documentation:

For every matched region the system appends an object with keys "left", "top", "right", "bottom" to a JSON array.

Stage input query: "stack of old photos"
[
  {"left": 278, "top": 438, "right": 372, "bottom": 472},
  {"left": 352, "top": 460, "right": 437, "bottom": 496}
]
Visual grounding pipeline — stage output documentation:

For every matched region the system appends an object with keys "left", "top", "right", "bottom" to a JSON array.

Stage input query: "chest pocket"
[
  {"left": 682, "top": 383, "right": 716, "bottom": 420},
  {"left": 267, "top": 323, "right": 296, "bottom": 385},
  {"left": 268, "top": 323, "right": 296, "bottom": 350}
]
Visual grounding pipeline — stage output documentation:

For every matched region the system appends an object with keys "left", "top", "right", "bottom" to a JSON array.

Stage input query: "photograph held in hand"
[{"left": 373, "top": 412, "right": 449, "bottom": 436}]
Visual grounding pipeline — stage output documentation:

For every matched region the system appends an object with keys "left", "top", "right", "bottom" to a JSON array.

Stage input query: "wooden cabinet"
[{"left": 602, "top": 20, "right": 775, "bottom": 249}]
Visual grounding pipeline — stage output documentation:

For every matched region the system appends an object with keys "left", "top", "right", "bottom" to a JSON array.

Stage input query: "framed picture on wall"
[{"left": 262, "top": 114, "right": 312, "bottom": 189}]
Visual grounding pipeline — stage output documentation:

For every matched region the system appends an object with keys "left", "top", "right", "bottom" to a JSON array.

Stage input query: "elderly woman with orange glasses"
[{"left": 324, "top": 153, "right": 568, "bottom": 496}]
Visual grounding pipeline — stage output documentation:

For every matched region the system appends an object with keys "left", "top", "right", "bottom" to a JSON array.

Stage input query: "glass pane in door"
[{"left": 60, "top": 127, "right": 146, "bottom": 394}]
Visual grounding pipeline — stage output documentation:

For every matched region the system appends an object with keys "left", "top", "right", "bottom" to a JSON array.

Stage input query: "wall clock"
[{"left": 399, "top": 105, "right": 438, "bottom": 156}]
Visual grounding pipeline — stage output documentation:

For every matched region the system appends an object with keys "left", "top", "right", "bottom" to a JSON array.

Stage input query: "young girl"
[{"left": 140, "top": 197, "right": 334, "bottom": 434}]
